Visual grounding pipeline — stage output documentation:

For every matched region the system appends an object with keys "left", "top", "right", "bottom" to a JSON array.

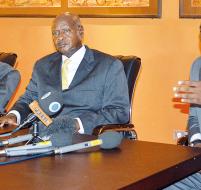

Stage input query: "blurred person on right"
[
  {"left": 173, "top": 62, "right": 201, "bottom": 147},
  {"left": 167, "top": 25, "right": 201, "bottom": 190},
  {"left": 174, "top": 24, "right": 201, "bottom": 148}
]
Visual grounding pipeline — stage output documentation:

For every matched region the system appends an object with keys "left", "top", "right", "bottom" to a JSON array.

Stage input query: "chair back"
[
  {"left": 92, "top": 55, "right": 141, "bottom": 139},
  {"left": 115, "top": 55, "right": 141, "bottom": 122},
  {"left": 115, "top": 56, "right": 141, "bottom": 102},
  {"left": 0, "top": 52, "right": 17, "bottom": 67}
]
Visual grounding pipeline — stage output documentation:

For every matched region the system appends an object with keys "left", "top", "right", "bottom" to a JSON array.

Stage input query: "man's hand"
[
  {"left": 173, "top": 80, "right": 201, "bottom": 105},
  {"left": 0, "top": 114, "right": 17, "bottom": 128}
]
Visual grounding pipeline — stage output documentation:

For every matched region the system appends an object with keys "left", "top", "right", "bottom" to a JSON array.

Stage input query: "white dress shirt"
[
  {"left": 62, "top": 45, "right": 86, "bottom": 88},
  {"left": 190, "top": 133, "right": 201, "bottom": 143}
]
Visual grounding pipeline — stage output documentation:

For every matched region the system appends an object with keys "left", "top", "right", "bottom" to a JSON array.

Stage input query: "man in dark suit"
[{"left": 0, "top": 12, "right": 130, "bottom": 135}]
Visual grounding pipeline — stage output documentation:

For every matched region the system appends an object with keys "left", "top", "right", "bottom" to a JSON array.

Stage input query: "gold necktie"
[{"left": 62, "top": 58, "right": 71, "bottom": 90}]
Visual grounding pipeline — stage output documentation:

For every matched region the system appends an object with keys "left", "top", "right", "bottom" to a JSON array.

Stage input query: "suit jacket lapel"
[
  {"left": 69, "top": 47, "right": 96, "bottom": 89},
  {"left": 47, "top": 52, "right": 62, "bottom": 91}
]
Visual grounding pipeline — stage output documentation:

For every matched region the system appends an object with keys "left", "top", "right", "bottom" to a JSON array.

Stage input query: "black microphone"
[
  {"left": 37, "top": 114, "right": 77, "bottom": 138},
  {"left": 12, "top": 91, "right": 63, "bottom": 134},
  {"left": 38, "top": 91, "right": 63, "bottom": 116},
  {"left": 54, "top": 131, "right": 123, "bottom": 154},
  {"left": 99, "top": 131, "right": 123, "bottom": 149}
]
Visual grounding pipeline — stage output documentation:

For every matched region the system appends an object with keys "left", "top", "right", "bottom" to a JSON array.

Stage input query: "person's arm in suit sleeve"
[
  {"left": 188, "top": 106, "right": 201, "bottom": 144},
  {"left": 11, "top": 63, "right": 39, "bottom": 122},
  {"left": 173, "top": 57, "right": 201, "bottom": 147},
  {"left": 0, "top": 63, "right": 37, "bottom": 127},
  {"left": 78, "top": 59, "right": 130, "bottom": 134},
  {"left": 0, "top": 70, "right": 20, "bottom": 113}
]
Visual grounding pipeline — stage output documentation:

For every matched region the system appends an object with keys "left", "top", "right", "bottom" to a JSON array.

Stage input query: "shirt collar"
[{"left": 62, "top": 45, "right": 86, "bottom": 63}]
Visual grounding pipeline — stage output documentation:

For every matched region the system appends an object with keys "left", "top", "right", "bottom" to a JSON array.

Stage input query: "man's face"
[{"left": 52, "top": 16, "right": 83, "bottom": 57}]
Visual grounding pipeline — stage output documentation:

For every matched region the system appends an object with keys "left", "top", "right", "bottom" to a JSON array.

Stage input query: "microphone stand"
[
  {"left": 0, "top": 114, "right": 36, "bottom": 138},
  {"left": 26, "top": 121, "right": 44, "bottom": 144}
]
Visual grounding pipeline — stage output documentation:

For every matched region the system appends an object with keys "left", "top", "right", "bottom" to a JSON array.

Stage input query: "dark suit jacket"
[
  {"left": 12, "top": 46, "right": 130, "bottom": 134},
  {"left": 0, "top": 62, "right": 20, "bottom": 113}
]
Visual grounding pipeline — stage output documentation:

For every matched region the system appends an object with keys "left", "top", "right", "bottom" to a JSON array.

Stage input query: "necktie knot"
[{"left": 64, "top": 58, "right": 71, "bottom": 65}]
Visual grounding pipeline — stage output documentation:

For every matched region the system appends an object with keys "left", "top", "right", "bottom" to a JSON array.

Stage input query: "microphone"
[
  {"left": 2, "top": 140, "right": 53, "bottom": 152},
  {"left": 0, "top": 134, "right": 33, "bottom": 147},
  {"left": 38, "top": 91, "right": 63, "bottom": 116},
  {"left": 98, "top": 131, "right": 123, "bottom": 149},
  {"left": 11, "top": 91, "right": 63, "bottom": 134},
  {"left": 0, "top": 115, "right": 75, "bottom": 155},
  {"left": 0, "top": 131, "right": 122, "bottom": 157},
  {"left": 0, "top": 129, "right": 73, "bottom": 156},
  {"left": 0, "top": 114, "right": 76, "bottom": 148},
  {"left": 37, "top": 114, "right": 77, "bottom": 137},
  {"left": 55, "top": 131, "right": 123, "bottom": 154}
]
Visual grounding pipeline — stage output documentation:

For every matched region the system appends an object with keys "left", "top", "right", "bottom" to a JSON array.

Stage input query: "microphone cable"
[{"left": 0, "top": 151, "right": 53, "bottom": 166}]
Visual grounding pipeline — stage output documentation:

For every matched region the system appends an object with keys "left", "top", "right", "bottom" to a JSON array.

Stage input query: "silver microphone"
[{"left": 0, "top": 134, "right": 32, "bottom": 147}]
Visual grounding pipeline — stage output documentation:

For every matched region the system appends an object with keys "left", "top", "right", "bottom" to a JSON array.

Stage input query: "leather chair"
[
  {"left": 92, "top": 55, "right": 141, "bottom": 140},
  {"left": 0, "top": 52, "right": 17, "bottom": 67},
  {"left": 0, "top": 52, "right": 20, "bottom": 114}
]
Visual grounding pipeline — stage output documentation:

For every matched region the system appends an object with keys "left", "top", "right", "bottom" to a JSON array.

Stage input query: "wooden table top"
[{"left": 0, "top": 139, "right": 201, "bottom": 190}]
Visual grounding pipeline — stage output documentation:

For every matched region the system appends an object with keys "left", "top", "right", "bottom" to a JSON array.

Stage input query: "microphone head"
[
  {"left": 99, "top": 131, "right": 123, "bottom": 149},
  {"left": 38, "top": 115, "right": 76, "bottom": 143},
  {"left": 39, "top": 91, "right": 63, "bottom": 116},
  {"left": 49, "top": 130, "right": 73, "bottom": 147}
]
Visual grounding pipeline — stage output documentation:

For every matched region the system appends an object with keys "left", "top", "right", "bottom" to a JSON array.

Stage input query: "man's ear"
[{"left": 78, "top": 25, "right": 84, "bottom": 40}]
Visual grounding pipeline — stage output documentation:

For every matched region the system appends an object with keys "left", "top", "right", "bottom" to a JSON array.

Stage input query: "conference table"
[{"left": 0, "top": 135, "right": 201, "bottom": 190}]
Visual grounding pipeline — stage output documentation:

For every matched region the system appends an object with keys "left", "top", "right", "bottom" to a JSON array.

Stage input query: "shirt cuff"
[
  {"left": 7, "top": 110, "right": 21, "bottom": 125},
  {"left": 75, "top": 117, "right": 84, "bottom": 134},
  {"left": 190, "top": 133, "right": 201, "bottom": 143}
]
